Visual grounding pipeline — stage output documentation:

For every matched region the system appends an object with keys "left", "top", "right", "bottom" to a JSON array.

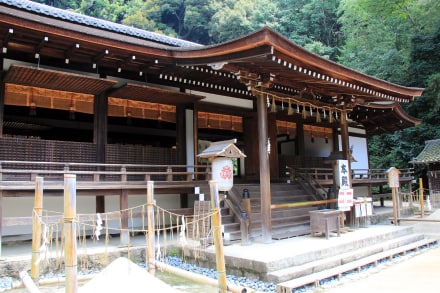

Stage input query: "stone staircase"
[
  {"left": 221, "top": 182, "right": 320, "bottom": 242},
  {"left": 271, "top": 226, "right": 438, "bottom": 292}
]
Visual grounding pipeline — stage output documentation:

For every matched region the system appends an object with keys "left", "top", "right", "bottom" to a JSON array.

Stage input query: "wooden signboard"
[{"left": 386, "top": 167, "right": 400, "bottom": 188}]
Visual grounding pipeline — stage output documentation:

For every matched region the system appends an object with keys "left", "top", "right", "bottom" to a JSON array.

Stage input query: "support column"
[
  {"left": 256, "top": 92, "right": 272, "bottom": 243},
  {"left": 93, "top": 93, "right": 108, "bottom": 162},
  {"left": 176, "top": 104, "right": 187, "bottom": 165},
  {"left": 296, "top": 122, "right": 305, "bottom": 156},
  {"left": 0, "top": 57, "right": 5, "bottom": 138},
  {"left": 93, "top": 93, "right": 108, "bottom": 214},
  {"left": 268, "top": 113, "right": 279, "bottom": 180},
  {"left": 339, "top": 110, "right": 353, "bottom": 225},
  {"left": 340, "top": 111, "right": 350, "bottom": 162},
  {"left": 176, "top": 104, "right": 188, "bottom": 207},
  {"left": 0, "top": 191, "right": 2, "bottom": 256}
]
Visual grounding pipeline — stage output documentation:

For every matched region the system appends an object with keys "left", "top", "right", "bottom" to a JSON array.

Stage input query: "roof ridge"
[{"left": 0, "top": 0, "right": 200, "bottom": 48}]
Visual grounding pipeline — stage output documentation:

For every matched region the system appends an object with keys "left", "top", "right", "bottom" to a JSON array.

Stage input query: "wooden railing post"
[
  {"left": 146, "top": 181, "right": 155, "bottom": 274},
  {"left": 420, "top": 178, "right": 425, "bottom": 218},
  {"left": 166, "top": 166, "right": 173, "bottom": 181},
  {"left": 64, "top": 174, "right": 77, "bottom": 293},
  {"left": 31, "top": 176, "right": 44, "bottom": 280},
  {"left": 120, "top": 189, "right": 129, "bottom": 246},
  {"left": 121, "top": 167, "right": 127, "bottom": 182}
]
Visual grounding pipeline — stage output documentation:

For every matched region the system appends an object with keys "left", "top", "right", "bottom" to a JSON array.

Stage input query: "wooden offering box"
[{"left": 309, "top": 209, "right": 342, "bottom": 239}]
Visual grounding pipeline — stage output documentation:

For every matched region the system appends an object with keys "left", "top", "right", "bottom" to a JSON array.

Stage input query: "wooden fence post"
[
  {"left": 64, "top": 174, "right": 77, "bottom": 293},
  {"left": 420, "top": 178, "right": 425, "bottom": 218},
  {"left": 31, "top": 176, "right": 44, "bottom": 280},
  {"left": 146, "top": 181, "right": 155, "bottom": 274},
  {"left": 209, "top": 180, "right": 227, "bottom": 293}
]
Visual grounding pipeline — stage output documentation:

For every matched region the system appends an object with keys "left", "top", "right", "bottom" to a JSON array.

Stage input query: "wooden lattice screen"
[{"left": 0, "top": 137, "right": 177, "bottom": 166}]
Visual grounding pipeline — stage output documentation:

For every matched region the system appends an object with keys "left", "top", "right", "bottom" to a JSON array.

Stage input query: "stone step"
[
  {"left": 268, "top": 232, "right": 426, "bottom": 283},
  {"left": 276, "top": 237, "right": 438, "bottom": 292}
]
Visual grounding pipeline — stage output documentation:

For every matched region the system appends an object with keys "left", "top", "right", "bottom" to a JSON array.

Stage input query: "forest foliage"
[{"left": 34, "top": 0, "right": 440, "bottom": 173}]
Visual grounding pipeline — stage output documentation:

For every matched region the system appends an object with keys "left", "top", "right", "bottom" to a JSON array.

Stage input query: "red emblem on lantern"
[{"left": 220, "top": 165, "right": 232, "bottom": 180}]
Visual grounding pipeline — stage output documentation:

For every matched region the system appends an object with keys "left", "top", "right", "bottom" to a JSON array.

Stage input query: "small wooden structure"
[
  {"left": 411, "top": 139, "right": 440, "bottom": 193},
  {"left": 309, "top": 209, "right": 341, "bottom": 239}
]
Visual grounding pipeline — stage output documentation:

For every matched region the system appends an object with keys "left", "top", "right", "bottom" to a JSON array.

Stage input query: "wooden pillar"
[
  {"left": 0, "top": 57, "right": 5, "bottom": 138},
  {"left": 176, "top": 104, "right": 187, "bottom": 165},
  {"left": 93, "top": 93, "right": 108, "bottom": 162},
  {"left": 340, "top": 111, "right": 350, "bottom": 161},
  {"left": 243, "top": 114, "right": 259, "bottom": 180},
  {"left": 193, "top": 105, "right": 199, "bottom": 167},
  {"left": 339, "top": 110, "right": 353, "bottom": 225},
  {"left": 0, "top": 190, "right": 2, "bottom": 256},
  {"left": 296, "top": 122, "right": 305, "bottom": 156},
  {"left": 256, "top": 92, "right": 272, "bottom": 243},
  {"left": 268, "top": 113, "right": 279, "bottom": 180},
  {"left": 93, "top": 93, "right": 108, "bottom": 214},
  {"left": 176, "top": 104, "right": 189, "bottom": 206},
  {"left": 332, "top": 126, "right": 339, "bottom": 153}
]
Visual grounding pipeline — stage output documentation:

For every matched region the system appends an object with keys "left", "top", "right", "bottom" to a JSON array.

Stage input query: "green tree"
[
  {"left": 209, "top": 0, "right": 261, "bottom": 44},
  {"left": 122, "top": 0, "right": 177, "bottom": 36},
  {"left": 78, "top": 0, "right": 127, "bottom": 23},
  {"left": 33, "top": 0, "right": 80, "bottom": 9},
  {"left": 337, "top": 0, "right": 418, "bottom": 83}
]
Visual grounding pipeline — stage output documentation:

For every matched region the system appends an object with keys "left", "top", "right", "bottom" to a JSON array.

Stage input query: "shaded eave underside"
[
  {"left": 350, "top": 102, "right": 422, "bottom": 135},
  {"left": 4, "top": 65, "right": 204, "bottom": 104}
]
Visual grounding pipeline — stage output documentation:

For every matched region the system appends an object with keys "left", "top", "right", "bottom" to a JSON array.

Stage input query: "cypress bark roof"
[{"left": 411, "top": 139, "right": 440, "bottom": 164}]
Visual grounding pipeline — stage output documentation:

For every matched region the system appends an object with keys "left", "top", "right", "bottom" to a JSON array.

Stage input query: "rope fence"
[{"left": 30, "top": 176, "right": 220, "bottom": 287}]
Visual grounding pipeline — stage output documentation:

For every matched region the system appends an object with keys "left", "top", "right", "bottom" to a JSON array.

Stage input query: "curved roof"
[
  {"left": 171, "top": 27, "right": 423, "bottom": 103},
  {"left": 0, "top": 0, "right": 199, "bottom": 48},
  {"left": 411, "top": 139, "right": 440, "bottom": 164},
  {"left": 349, "top": 102, "right": 422, "bottom": 135},
  {"left": 0, "top": 0, "right": 424, "bottom": 133}
]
